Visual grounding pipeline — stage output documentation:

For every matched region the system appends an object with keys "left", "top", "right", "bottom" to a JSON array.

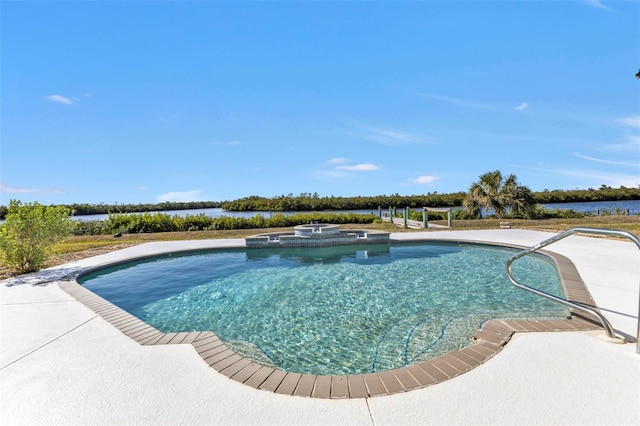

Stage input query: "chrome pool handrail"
[{"left": 506, "top": 227, "right": 640, "bottom": 353}]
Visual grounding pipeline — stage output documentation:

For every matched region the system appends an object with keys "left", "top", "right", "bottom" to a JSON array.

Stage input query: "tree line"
[
  {"left": 219, "top": 185, "right": 639, "bottom": 212},
  {"left": 219, "top": 192, "right": 467, "bottom": 212},
  {"left": 529, "top": 185, "right": 640, "bottom": 203},
  {"left": 0, "top": 201, "right": 222, "bottom": 220},
  {"left": 0, "top": 185, "right": 638, "bottom": 220}
]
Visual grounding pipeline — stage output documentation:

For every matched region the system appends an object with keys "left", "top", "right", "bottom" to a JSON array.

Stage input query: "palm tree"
[{"left": 463, "top": 170, "right": 536, "bottom": 219}]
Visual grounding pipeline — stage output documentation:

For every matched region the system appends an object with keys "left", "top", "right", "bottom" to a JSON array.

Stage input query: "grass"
[
  {"left": 53, "top": 215, "right": 640, "bottom": 255},
  {"left": 1, "top": 215, "right": 638, "bottom": 280}
]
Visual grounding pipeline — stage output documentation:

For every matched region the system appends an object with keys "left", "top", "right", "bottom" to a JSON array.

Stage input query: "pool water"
[{"left": 79, "top": 242, "right": 568, "bottom": 375}]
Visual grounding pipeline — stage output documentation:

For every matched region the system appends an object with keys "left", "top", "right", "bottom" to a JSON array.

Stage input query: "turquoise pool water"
[{"left": 79, "top": 242, "right": 568, "bottom": 375}]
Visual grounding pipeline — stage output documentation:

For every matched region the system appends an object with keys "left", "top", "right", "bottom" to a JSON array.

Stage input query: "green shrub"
[
  {"left": 73, "top": 212, "right": 379, "bottom": 235},
  {"left": 407, "top": 210, "right": 449, "bottom": 221},
  {"left": 209, "top": 216, "right": 253, "bottom": 230},
  {"left": 73, "top": 220, "right": 110, "bottom": 235},
  {"left": 177, "top": 213, "right": 212, "bottom": 231},
  {"left": 265, "top": 214, "right": 291, "bottom": 228},
  {"left": 595, "top": 207, "right": 630, "bottom": 216},
  {"left": 452, "top": 207, "right": 475, "bottom": 220},
  {"left": 530, "top": 206, "right": 585, "bottom": 219},
  {"left": 0, "top": 200, "right": 74, "bottom": 274}
]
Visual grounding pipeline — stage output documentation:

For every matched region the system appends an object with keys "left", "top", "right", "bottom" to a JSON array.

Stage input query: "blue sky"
[{"left": 2, "top": 1, "right": 639, "bottom": 205}]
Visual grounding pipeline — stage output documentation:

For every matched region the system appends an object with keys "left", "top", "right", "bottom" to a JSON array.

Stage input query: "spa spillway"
[
  {"left": 245, "top": 223, "right": 390, "bottom": 248},
  {"left": 293, "top": 223, "right": 341, "bottom": 236}
]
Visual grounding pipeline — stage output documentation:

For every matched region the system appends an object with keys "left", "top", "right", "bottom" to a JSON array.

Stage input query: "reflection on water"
[{"left": 246, "top": 244, "right": 392, "bottom": 263}]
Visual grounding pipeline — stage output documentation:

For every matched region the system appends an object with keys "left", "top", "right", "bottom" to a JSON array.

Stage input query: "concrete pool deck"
[{"left": 1, "top": 229, "right": 639, "bottom": 425}]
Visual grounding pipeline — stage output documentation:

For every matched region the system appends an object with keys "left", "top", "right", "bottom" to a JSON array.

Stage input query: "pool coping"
[{"left": 58, "top": 238, "right": 602, "bottom": 399}]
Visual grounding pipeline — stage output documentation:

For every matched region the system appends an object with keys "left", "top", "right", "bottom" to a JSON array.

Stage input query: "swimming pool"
[{"left": 78, "top": 242, "right": 567, "bottom": 376}]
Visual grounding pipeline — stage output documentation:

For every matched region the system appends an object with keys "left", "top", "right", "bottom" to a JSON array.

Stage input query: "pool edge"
[{"left": 59, "top": 239, "right": 602, "bottom": 399}]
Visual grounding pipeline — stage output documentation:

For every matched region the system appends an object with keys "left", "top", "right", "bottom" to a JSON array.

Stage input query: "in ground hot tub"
[
  {"left": 245, "top": 223, "right": 390, "bottom": 247},
  {"left": 294, "top": 223, "right": 341, "bottom": 237}
]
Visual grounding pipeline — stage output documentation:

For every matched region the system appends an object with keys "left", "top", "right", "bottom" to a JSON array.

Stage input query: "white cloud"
[
  {"left": 534, "top": 167, "right": 640, "bottom": 188},
  {"left": 136, "top": 186, "right": 148, "bottom": 191},
  {"left": 313, "top": 170, "right": 351, "bottom": 180},
  {"left": 618, "top": 115, "right": 640, "bottom": 129},
  {"left": 157, "top": 190, "right": 203, "bottom": 202},
  {"left": 335, "top": 163, "right": 380, "bottom": 172},
  {"left": 412, "top": 91, "right": 535, "bottom": 114},
  {"left": 315, "top": 158, "right": 381, "bottom": 181},
  {"left": 410, "top": 175, "right": 439, "bottom": 184},
  {"left": 365, "top": 127, "right": 417, "bottom": 144},
  {"left": 348, "top": 125, "right": 424, "bottom": 146},
  {"left": 44, "top": 94, "right": 73, "bottom": 105},
  {"left": 0, "top": 184, "right": 63, "bottom": 194},
  {"left": 409, "top": 91, "right": 495, "bottom": 110},
  {"left": 574, "top": 152, "right": 638, "bottom": 167},
  {"left": 600, "top": 134, "right": 640, "bottom": 154},
  {"left": 325, "top": 157, "right": 351, "bottom": 165},
  {"left": 584, "top": 0, "right": 611, "bottom": 10}
]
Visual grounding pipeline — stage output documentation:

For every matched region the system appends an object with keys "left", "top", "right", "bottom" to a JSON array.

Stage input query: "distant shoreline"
[
  {"left": 67, "top": 199, "right": 639, "bottom": 222},
  {"left": 2, "top": 187, "right": 639, "bottom": 220}
]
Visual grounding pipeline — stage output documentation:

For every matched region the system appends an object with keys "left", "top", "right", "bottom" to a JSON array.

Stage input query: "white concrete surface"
[
  {"left": 368, "top": 331, "right": 640, "bottom": 426},
  {"left": 1, "top": 229, "right": 638, "bottom": 425}
]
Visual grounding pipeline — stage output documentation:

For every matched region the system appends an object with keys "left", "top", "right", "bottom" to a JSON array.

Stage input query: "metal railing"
[{"left": 506, "top": 227, "right": 640, "bottom": 353}]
